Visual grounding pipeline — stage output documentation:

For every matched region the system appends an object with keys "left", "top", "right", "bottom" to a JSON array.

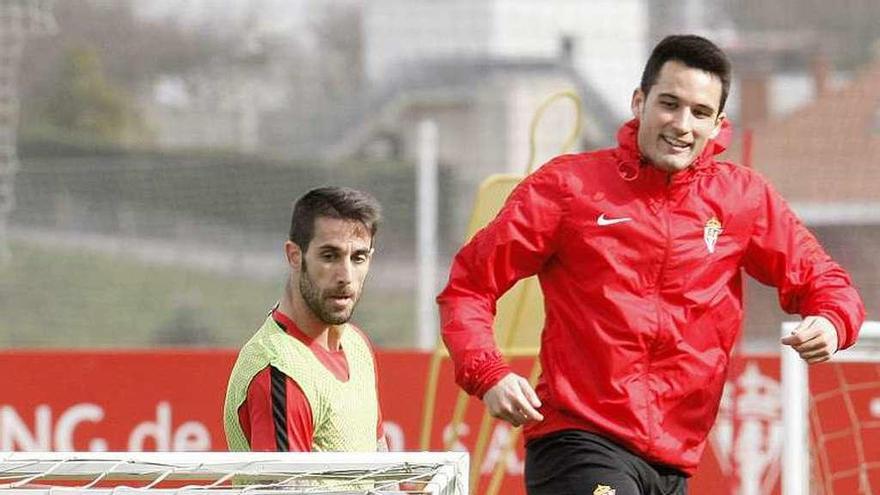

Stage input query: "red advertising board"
[
  {"left": 0, "top": 350, "right": 863, "bottom": 494},
  {"left": 0, "top": 350, "right": 233, "bottom": 452}
]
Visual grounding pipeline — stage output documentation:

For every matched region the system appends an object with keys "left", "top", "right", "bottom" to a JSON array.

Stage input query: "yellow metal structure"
[{"left": 418, "top": 90, "right": 583, "bottom": 494}]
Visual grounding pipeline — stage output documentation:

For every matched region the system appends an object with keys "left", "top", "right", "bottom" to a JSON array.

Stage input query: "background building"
[{"left": 6, "top": 0, "right": 878, "bottom": 350}]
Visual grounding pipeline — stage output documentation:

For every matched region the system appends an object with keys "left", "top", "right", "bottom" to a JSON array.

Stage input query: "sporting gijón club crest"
[
  {"left": 710, "top": 362, "right": 783, "bottom": 495},
  {"left": 704, "top": 217, "right": 722, "bottom": 253}
]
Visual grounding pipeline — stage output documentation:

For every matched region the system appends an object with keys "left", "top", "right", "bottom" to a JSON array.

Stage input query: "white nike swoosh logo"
[{"left": 597, "top": 213, "right": 633, "bottom": 226}]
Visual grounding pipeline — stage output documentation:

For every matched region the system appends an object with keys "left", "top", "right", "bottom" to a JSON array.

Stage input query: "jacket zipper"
[{"left": 646, "top": 183, "right": 673, "bottom": 457}]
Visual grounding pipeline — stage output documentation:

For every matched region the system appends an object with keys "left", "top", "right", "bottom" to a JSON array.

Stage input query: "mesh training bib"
[{"left": 224, "top": 316, "right": 378, "bottom": 452}]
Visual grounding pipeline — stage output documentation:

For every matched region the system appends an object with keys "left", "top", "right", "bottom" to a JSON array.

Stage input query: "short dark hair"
[
  {"left": 288, "top": 187, "right": 382, "bottom": 251},
  {"left": 640, "top": 34, "right": 732, "bottom": 113}
]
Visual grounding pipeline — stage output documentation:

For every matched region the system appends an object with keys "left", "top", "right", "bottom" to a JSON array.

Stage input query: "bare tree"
[
  {"left": 19, "top": 0, "right": 236, "bottom": 135},
  {"left": 721, "top": 0, "right": 880, "bottom": 68}
]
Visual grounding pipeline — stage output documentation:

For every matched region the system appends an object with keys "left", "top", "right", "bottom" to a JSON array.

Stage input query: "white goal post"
[
  {"left": 0, "top": 451, "right": 469, "bottom": 495},
  {"left": 781, "top": 321, "right": 880, "bottom": 495}
]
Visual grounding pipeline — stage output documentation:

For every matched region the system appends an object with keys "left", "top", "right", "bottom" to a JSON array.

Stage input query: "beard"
[{"left": 298, "top": 259, "right": 358, "bottom": 325}]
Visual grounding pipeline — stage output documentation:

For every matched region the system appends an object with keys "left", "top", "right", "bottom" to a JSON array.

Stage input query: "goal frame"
[
  {"left": 0, "top": 451, "right": 469, "bottom": 495},
  {"left": 781, "top": 321, "right": 880, "bottom": 495}
]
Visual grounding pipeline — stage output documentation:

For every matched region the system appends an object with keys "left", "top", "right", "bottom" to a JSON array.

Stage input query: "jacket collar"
[{"left": 614, "top": 118, "right": 732, "bottom": 184}]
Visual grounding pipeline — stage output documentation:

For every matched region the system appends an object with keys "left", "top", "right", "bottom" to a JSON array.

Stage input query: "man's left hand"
[{"left": 780, "top": 315, "right": 839, "bottom": 364}]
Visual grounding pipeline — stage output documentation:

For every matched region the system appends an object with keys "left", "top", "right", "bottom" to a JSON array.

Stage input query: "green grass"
[{"left": 0, "top": 240, "right": 416, "bottom": 348}]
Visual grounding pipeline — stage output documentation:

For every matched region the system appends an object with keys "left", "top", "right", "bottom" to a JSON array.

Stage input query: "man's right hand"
[{"left": 482, "top": 372, "right": 544, "bottom": 427}]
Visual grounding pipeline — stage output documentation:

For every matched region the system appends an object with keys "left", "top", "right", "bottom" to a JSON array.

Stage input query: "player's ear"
[
  {"left": 631, "top": 88, "right": 645, "bottom": 119},
  {"left": 284, "top": 240, "right": 302, "bottom": 270},
  {"left": 710, "top": 111, "right": 726, "bottom": 140}
]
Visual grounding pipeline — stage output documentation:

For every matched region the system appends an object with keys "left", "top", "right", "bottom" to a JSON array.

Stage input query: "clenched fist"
[
  {"left": 482, "top": 373, "right": 544, "bottom": 427},
  {"left": 780, "top": 315, "right": 839, "bottom": 364}
]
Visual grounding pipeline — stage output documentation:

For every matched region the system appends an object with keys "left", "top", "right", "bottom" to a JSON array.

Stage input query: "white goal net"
[
  {"left": 0, "top": 452, "right": 468, "bottom": 495},
  {"left": 782, "top": 321, "right": 880, "bottom": 495}
]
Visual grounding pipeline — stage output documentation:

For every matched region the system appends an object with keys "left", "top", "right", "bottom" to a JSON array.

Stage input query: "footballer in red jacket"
[{"left": 437, "top": 35, "right": 865, "bottom": 495}]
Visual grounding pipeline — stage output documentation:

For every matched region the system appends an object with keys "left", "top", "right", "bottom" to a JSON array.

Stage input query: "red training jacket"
[{"left": 437, "top": 118, "right": 865, "bottom": 474}]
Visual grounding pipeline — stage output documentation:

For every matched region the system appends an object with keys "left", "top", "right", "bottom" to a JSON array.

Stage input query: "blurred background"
[{"left": 1, "top": 0, "right": 877, "bottom": 349}]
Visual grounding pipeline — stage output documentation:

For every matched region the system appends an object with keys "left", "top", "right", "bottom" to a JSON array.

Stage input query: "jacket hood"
[{"left": 615, "top": 118, "right": 733, "bottom": 181}]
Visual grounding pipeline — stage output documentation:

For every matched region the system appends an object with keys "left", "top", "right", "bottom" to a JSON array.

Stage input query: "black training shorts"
[{"left": 525, "top": 430, "right": 688, "bottom": 495}]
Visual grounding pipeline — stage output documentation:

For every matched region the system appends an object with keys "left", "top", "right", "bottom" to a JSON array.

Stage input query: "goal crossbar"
[{"left": 0, "top": 451, "right": 469, "bottom": 495}]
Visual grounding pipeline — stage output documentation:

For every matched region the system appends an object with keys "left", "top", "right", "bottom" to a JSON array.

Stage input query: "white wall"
[
  {"left": 364, "top": 0, "right": 493, "bottom": 82},
  {"left": 365, "top": 0, "right": 648, "bottom": 120},
  {"left": 491, "top": 0, "right": 647, "bottom": 121}
]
